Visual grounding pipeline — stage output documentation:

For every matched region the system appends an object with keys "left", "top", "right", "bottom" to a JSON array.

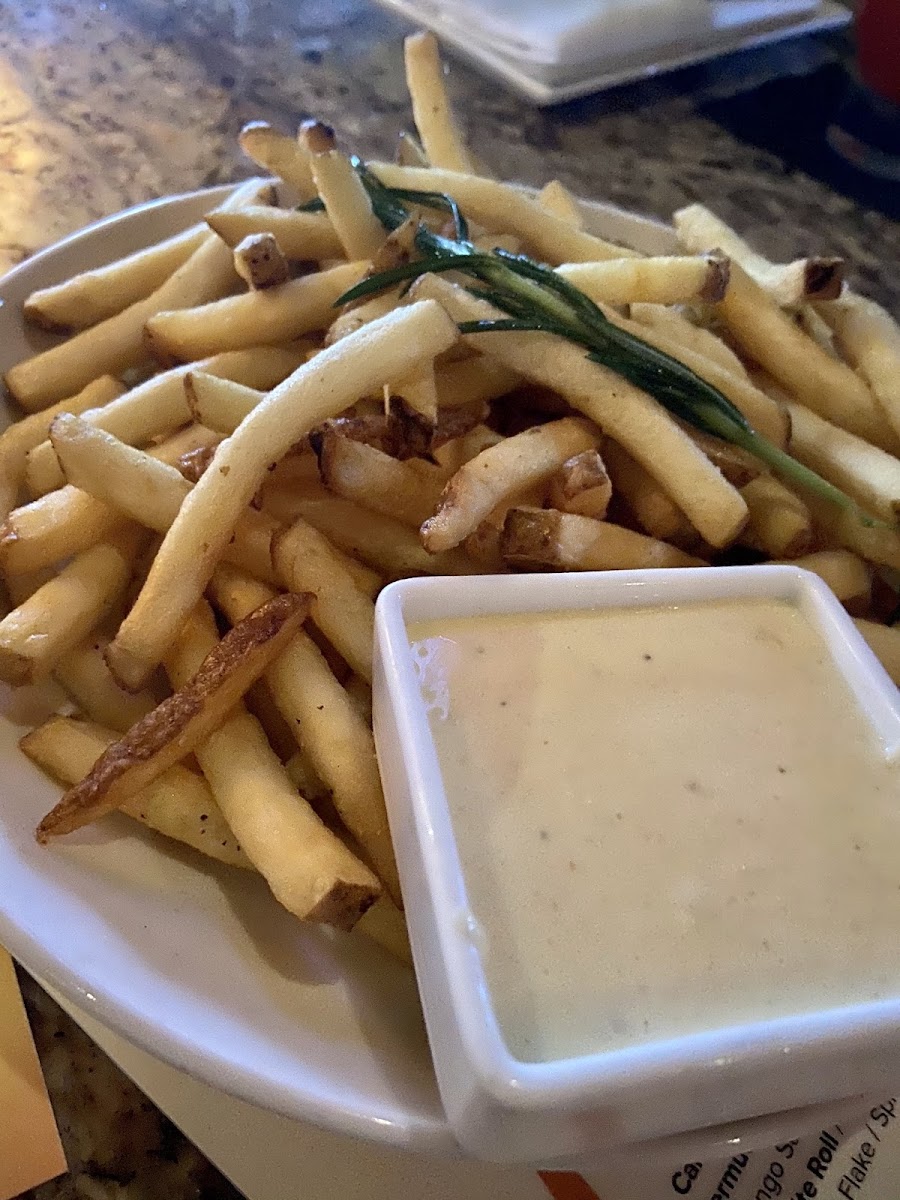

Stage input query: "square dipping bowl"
[{"left": 373, "top": 566, "right": 900, "bottom": 1165}]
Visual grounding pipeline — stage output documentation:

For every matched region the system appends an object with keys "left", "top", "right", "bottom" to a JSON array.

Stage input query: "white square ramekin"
[{"left": 372, "top": 565, "right": 900, "bottom": 1165}]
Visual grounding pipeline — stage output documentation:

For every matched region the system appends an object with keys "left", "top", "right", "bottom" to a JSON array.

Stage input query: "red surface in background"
[{"left": 857, "top": 0, "right": 900, "bottom": 104}]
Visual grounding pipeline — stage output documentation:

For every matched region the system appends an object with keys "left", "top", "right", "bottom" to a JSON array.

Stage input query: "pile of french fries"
[{"left": 1, "top": 32, "right": 899, "bottom": 965}]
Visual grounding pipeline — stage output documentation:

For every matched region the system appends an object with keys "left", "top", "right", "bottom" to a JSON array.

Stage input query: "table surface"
[{"left": 1, "top": 1, "right": 896, "bottom": 1194}]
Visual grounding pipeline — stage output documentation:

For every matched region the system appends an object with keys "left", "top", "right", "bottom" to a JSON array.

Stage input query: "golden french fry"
[
  {"left": 557, "top": 254, "right": 729, "bottom": 307},
  {"left": 818, "top": 294, "right": 900, "bottom": 445},
  {"left": 106, "top": 300, "right": 458, "bottom": 690},
  {"left": 673, "top": 204, "right": 844, "bottom": 304},
  {"left": 209, "top": 565, "right": 401, "bottom": 904},
  {"left": 24, "top": 225, "right": 208, "bottom": 332},
  {"left": 144, "top": 261, "right": 365, "bottom": 363},
  {"left": 785, "top": 401, "right": 900, "bottom": 522},
  {"left": 184, "top": 372, "right": 262, "bottom": 433},
  {"left": 713, "top": 263, "right": 893, "bottom": 449},
  {"left": 271, "top": 517, "right": 377, "bottom": 679},
  {"left": 165, "top": 599, "right": 380, "bottom": 928},
  {"left": 403, "top": 31, "right": 475, "bottom": 174},
  {"left": 238, "top": 121, "right": 316, "bottom": 199},
  {"left": 414, "top": 275, "right": 748, "bottom": 548},
  {"left": 2, "top": 425, "right": 220, "bottom": 575},
  {"left": 299, "top": 122, "right": 386, "bottom": 260},
  {"left": 607, "top": 306, "right": 789, "bottom": 448},
  {"left": 21, "top": 716, "right": 250, "bottom": 868},
  {"left": 852, "top": 619, "right": 900, "bottom": 687},
  {"left": 295, "top": 496, "right": 477, "bottom": 577},
  {"left": 232, "top": 232, "right": 290, "bottom": 290},
  {"left": 38, "top": 592, "right": 309, "bottom": 839},
  {"left": 393, "top": 362, "right": 438, "bottom": 422},
  {"left": 24, "top": 346, "right": 305, "bottom": 499},
  {"left": 432, "top": 424, "right": 504, "bottom": 473},
  {"left": 434, "top": 355, "right": 519, "bottom": 410},
  {"left": 0, "top": 527, "right": 143, "bottom": 686},
  {"left": 55, "top": 638, "right": 157, "bottom": 733},
  {"left": 4, "top": 178, "right": 270, "bottom": 411},
  {"left": 537, "top": 180, "right": 583, "bottom": 228},
  {"left": 325, "top": 290, "right": 402, "bottom": 346},
  {"left": 806, "top": 494, "right": 900, "bottom": 572},
  {"left": 318, "top": 432, "right": 444, "bottom": 528},
  {"left": 353, "top": 895, "right": 412, "bottom": 965},
  {"left": 501, "top": 508, "right": 705, "bottom": 571},
  {"left": 788, "top": 550, "right": 871, "bottom": 613},
  {"left": 682, "top": 428, "right": 763, "bottom": 489},
  {"left": 422, "top": 417, "right": 600, "bottom": 552},
  {"left": 628, "top": 304, "right": 748, "bottom": 379},
  {"left": 603, "top": 440, "right": 694, "bottom": 543},
  {"left": 548, "top": 449, "right": 612, "bottom": 520},
  {"left": 206, "top": 206, "right": 343, "bottom": 260},
  {"left": 739, "top": 475, "right": 813, "bottom": 559},
  {"left": 373, "top": 163, "right": 638, "bottom": 264}
]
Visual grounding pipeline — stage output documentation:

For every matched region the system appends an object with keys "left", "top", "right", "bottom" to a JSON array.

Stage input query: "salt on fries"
[{"left": 1, "top": 31, "right": 897, "bottom": 956}]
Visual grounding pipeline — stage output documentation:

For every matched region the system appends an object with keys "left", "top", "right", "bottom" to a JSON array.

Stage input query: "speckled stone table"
[{"left": 0, "top": 1, "right": 897, "bottom": 1194}]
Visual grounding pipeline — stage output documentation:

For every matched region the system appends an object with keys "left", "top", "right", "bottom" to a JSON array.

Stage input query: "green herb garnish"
[{"left": 336, "top": 162, "right": 882, "bottom": 526}]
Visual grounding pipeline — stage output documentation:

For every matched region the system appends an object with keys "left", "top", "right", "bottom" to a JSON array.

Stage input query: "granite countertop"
[{"left": 0, "top": 1, "right": 897, "bottom": 1194}]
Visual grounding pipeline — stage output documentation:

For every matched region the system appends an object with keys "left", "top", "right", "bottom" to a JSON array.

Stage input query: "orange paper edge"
[{"left": 0, "top": 948, "right": 67, "bottom": 1198}]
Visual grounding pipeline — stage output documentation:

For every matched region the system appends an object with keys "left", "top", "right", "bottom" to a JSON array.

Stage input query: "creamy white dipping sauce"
[{"left": 408, "top": 598, "right": 900, "bottom": 1064}]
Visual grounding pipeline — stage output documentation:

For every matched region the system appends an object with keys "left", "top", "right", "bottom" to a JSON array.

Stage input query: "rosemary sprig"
[{"left": 335, "top": 165, "right": 883, "bottom": 526}]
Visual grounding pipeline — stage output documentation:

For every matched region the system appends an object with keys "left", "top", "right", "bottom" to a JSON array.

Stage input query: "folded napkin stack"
[{"left": 376, "top": 0, "right": 848, "bottom": 100}]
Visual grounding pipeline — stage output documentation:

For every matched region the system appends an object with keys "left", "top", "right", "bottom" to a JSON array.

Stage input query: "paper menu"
[{"left": 0, "top": 948, "right": 66, "bottom": 1199}]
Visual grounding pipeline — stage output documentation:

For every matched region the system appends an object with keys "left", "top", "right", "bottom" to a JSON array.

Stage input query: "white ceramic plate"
[{"left": 0, "top": 185, "right": 671, "bottom": 1152}]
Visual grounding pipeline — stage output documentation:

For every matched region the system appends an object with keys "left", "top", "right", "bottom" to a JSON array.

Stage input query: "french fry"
[
  {"left": 422, "top": 417, "right": 600, "bottom": 551},
  {"left": 556, "top": 254, "right": 729, "bottom": 307},
  {"left": 788, "top": 550, "right": 872, "bottom": 613},
  {"left": 206, "top": 206, "right": 343, "bottom": 260},
  {"left": 548, "top": 449, "right": 612, "bottom": 520},
  {"left": 0, "top": 375, "right": 124, "bottom": 523},
  {"left": 852, "top": 619, "right": 900, "bottom": 687},
  {"left": 209, "top": 565, "right": 401, "bottom": 904},
  {"left": 238, "top": 121, "right": 316, "bottom": 200},
  {"left": 24, "top": 225, "right": 208, "bottom": 332},
  {"left": 501, "top": 508, "right": 705, "bottom": 571},
  {"left": 434, "top": 355, "right": 519, "bottom": 410},
  {"left": 2, "top": 425, "right": 221, "bottom": 575},
  {"left": 712, "top": 263, "right": 893, "bottom": 449},
  {"left": 164, "top": 600, "right": 379, "bottom": 927},
  {"left": 55, "top": 638, "right": 157, "bottom": 733},
  {"left": 537, "top": 180, "right": 583, "bottom": 228},
  {"left": 403, "top": 31, "right": 475, "bottom": 174},
  {"left": 628, "top": 304, "right": 747, "bottom": 378},
  {"left": 0, "top": 527, "right": 143, "bottom": 686},
  {"left": 414, "top": 275, "right": 748, "bottom": 548},
  {"left": 184, "top": 372, "right": 262, "bottom": 433},
  {"left": 106, "top": 300, "right": 458, "bottom": 690},
  {"left": 372, "top": 163, "right": 638, "bottom": 264},
  {"left": 144, "top": 261, "right": 365, "bottom": 364},
  {"left": 673, "top": 204, "right": 844, "bottom": 304},
  {"left": 806, "top": 494, "right": 900, "bottom": 572},
  {"left": 272, "top": 517, "right": 377, "bottom": 678},
  {"left": 396, "top": 129, "right": 428, "bottom": 167},
  {"left": 785, "top": 401, "right": 900, "bottom": 522},
  {"left": 353, "top": 895, "right": 412, "bottom": 964},
  {"left": 393, "top": 362, "right": 438, "bottom": 422},
  {"left": 36, "top": 416, "right": 279, "bottom": 584},
  {"left": 682, "top": 428, "right": 763, "bottom": 489},
  {"left": 603, "top": 440, "right": 694, "bottom": 543},
  {"left": 606, "top": 306, "right": 789, "bottom": 448},
  {"left": 300, "top": 122, "right": 385, "bottom": 260},
  {"left": 21, "top": 716, "right": 251, "bottom": 868},
  {"left": 738, "top": 475, "right": 813, "bottom": 559},
  {"left": 37, "top": 592, "right": 309, "bottom": 839},
  {"left": 432, "top": 424, "right": 504, "bottom": 473},
  {"left": 818, "top": 294, "right": 900, "bottom": 445},
  {"left": 325, "top": 291, "right": 402, "bottom": 346},
  {"left": 295, "top": 496, "right": 477, "bottom": 577},
  {"left": 317, "top": 433, "right": 443, "bottom": 528},
  {"left": 24, "top": 346, "right": 305, "bottom": 498},
  {"left": 4, "top": 177, "right": 270, "bottom": 411},
  {"left": 232, "top": 232, "right": 290, "bottom": 290}
]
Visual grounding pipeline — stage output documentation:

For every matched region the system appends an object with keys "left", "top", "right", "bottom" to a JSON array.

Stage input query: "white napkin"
[{"left": 403, "top": 0, "right": 824, "bottom": 68}]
